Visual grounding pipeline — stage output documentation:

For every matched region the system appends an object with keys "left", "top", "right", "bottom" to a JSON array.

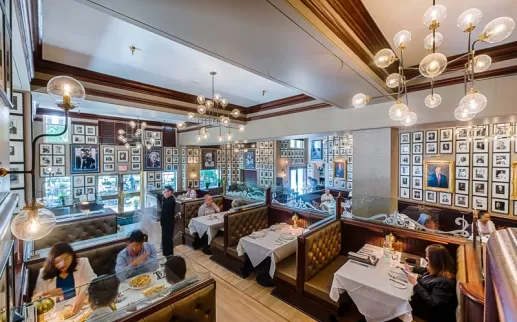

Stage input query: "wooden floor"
[{"left": 175, "top": 245, "right": 317, "bottom": 322}]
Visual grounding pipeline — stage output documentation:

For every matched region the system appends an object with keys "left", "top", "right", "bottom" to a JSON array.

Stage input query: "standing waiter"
[{"left": 160, "top": 185, "right": 177, "bottom": 256}]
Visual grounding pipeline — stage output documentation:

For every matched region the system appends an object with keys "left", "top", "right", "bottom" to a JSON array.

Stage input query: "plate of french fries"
[
  {"left": 142, "top": 284, "right": 167, "bottom": 297},
  {"left": 128, "top": 274, "right": 152, "bottom": 289}
]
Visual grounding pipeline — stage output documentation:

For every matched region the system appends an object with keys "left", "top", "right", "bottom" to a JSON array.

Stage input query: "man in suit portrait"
[
  {"left": 147, "top": 151, "right": 161, "bottom": 168},
  {"left": 335, "top": 162, "right": 345, "bottom": 179},
  {"left": 428, "top": 166, "right": 448, "bottom": 188},
  {"left": 75, "top": 148, "right": 96, "bottom": 170}
]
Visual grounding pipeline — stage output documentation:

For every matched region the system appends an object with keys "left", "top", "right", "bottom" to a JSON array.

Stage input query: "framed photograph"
[
  {"left": 456, "top": 154, "right": 470, "bottom": 166},
  {"left": 347, "top": 164, "right": 353, "bottom": 172},
  {"left": 73, "top": 176, "right": 85, "bottom": 187},
  {"left": 425, "top": 142, "right": 437, "bottom": 154},
  {"left": 165, "top": 164, "right": 173, "bottom": 171},
  {"left": 104, "top": 146, "right": 115, "bottom": 155},
  {"left": 400, "top": 188, "right": 410, "bottom": 199},
  {"left": 131, "top": 163, "right": 141, "bottom": 171},
  {"left": 194, "top": 149, "right": 199, "bottom": 157},
  {"left": 347, "top": 172, "right": 353, "bottom": 181},
  {"left": 412, "top": 189, "right": 423, "bottom": 201},
  {"left": 11, "top": 92, "right": 24, "bottom": 114},
  {"left": 400, "top": 144, "right": 410, "bottom": 155},
  {"left": 73, "top": 124, "right": 85, "bottom": 135},
  {"left": 103, "top": 155, "right": 114, "bottom": 163},
  {"left": 117, "top": 150, "right": 129, "bottom": 163},
  {"left": 71, "top": 145, "right": 99, "bottom": 173},
  {"left": 426, "top": 130, "right": 437, "bottom": 142},
  {"left": 165, "top": 148, "right": 173, "bottom": 156},
  {"left": 493, "top": 123, "right": 512, "bottom": 137},
  {"left": 103, "top": 163, "right": 115, "bottom": 172},
  {"left": 9, "top": 165, "right": 24, "bottom": 188},
  {"left": 52, "top": 144, "right": 65, "bottom": 155},
  {"left": 173, "top": 156, "right": 178, "bottom": 163},
  {"left": 187, "top": 149, "right": 193, "bottom": 156},
  {"left": 456, "top": 167, "right": 469, "bottom": 180},
  {"left": 413, "top": 132, "right": 423, "bottom": 143},
  {"left": 144, "top": 147, "right": 163, "bottom": 170},
  {"left": 456, "top": 141, "right": 470, "bottom": 153},
  {"left": 194, "top": 156, "right": 199, "bottom": 164},
  {"left": 311, "top": 140, "right": 322, "bottom": 161},
  {"left": 473, "top": 140, "right": 488, "bottom": 153},
  {"left": 493, "top": 153, "right": 510, "bottom": 167},
  {"left": 147, "top": 172, "right": 155, "bottom": 181},
  {"left": 400, "top": 176, "right": 410, "bottom": 188},
  {"left": 86, "top": 136, "right": 98, "bottom": 144},
  {"left": 412, "top": 176, "right": 423, "bottom": 189},
  {"left": 473, "top": 153, "right": 488, "bottom": 166},
  {"left": 425, "top": 190, "right": 437, "bottom": 203},
  {"left": 401, "top": 155, "right": 410, "bottom": 165},
  {"left": 440, "top": 142, "right": 453, "bottom": 154},
  {"left": 400, "top": 133, "right": 410, "bottom": 144},
  {"left": 473, "top": 167, "right": 488, "bottom": 181},
  {"left": 493, "top": 168, "right": 510, "bottom": 182},
  {"left": 165, "top": 156, "right": 172, "bottom": 163},
  {"left": 454, "top": 194, "right": 469, "bottom": 208},
  {"left": 413, "top": 143, "right": 423, "bottom": 154},
  {"left": 513, "top": 162, "right": 517, "bottom": 199},
  {"left": 85, "top": 125, "right": 97, "bottom": 136},
  {"left": 347, "top": 156, "right": 353, "bottom": 164},
  {"left": 155, "top": 182, "right": 162, "bottom": 189},
  {"left": 85, "top": 187, "right": 95, "bottom": 195},
  {"left": 194, "top": 180, "right": 199, "bottom": 187},
  {"left": 439, "top": 192, "right": 452, "bottom": 206},
  {"left": 40, "top": 156, "right": 52, "bottom": 166},
  {"left": 492, "top": 182, "right": 509, "bottom": 199},
  {"left": 9, "top": 114, "right": 24, "bottom": 140},
  {"left": 202, "top": 149, "right": 217, "bottom": 169},
  {"left": 412, "top": 165, "right": 422, "bottom": 177},
  {"left": 40, "top": 144, "right": 52, "bottom": 155},
  {"left": 85, "top": 175, "right": 95, "bottom": 187},
  {"left": 472, "top": 181, "right": 488, "bottom": 197},
  {"left": 424, "top": 160, "right": 454, "bottom": 192},
  {"left": 73, "top": 187, "right": 85, "bottom": 198},
  {"left": 333, "top": 160, "right": 347, "bottom": 180},
  {"left": 413, "top": 154, "right": 422, "bottom": 165},
  {"left": 401, "top": 165, "right": 410, "bottom": 176},
  {"left": 455, "top": 127, "right": 468, "bottom": 140},
  {"left": 440, "top": 128, "right": 453, "bottom": 141},
  {"left": 182, "top": 149, "right": 185, "bottom": 156},
  {"left": 472, "top": 196, "right": 488, "bottom": 211},
  {"left": 173, "top": 164, "right": 179, "bottom": 171},
  {"left": 173, "top": 148, "right": 179, "bottom": 155},
  {"left": 10, "top": 142, "right": 25, "bottom": 163},
  {"left": 54, "top": 166, "right": 65, "bottom": 177},
  {"left": 53, "top": 156, "right": 65, "bottom": 166},
  {"left": 492, "top": 199, "right": 508, "bottom": 214},
  {"left": 244, "top": 151, "right": 256, "bottom": 169},
  {"left": 182, "top": 156, "right": 186, "bottom": 164},
  {"left": 493, "top": 138, "right": 510, "bottom": 153},
  {"left": 155, "top": 173, "right": 162, "bottom": 181},
  {"left": 455, "top": 180, "right": 469, "bottom": 194},
  {"left": 72, "top": 135, "right": 85, "bottom": 144},
  {"left": 132, "top": 155, "right": 141, "bottom": 163},
  {"left": 40, "top": 166, "right": 53, "bottom": 177},
  {"left": 474, "top": 125, "right": 488, "bottom": 138},
  {"left": 346, "top": 182, "right": 353, "bottom": 190}
]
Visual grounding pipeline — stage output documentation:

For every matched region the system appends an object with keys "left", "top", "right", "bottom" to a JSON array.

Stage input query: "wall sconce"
[{"left": 191, "top": 169, "right": 197, "bottom": 178}]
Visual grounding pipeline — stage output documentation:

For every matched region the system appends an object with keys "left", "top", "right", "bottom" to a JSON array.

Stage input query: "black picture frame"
[{"left": 70, "top": 145, "right": 100, "bottom": 174}]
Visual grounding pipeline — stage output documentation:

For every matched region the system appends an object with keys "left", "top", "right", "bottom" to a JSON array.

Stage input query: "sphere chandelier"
[
  {"left": 117, "top": 119, "right": 158, "bottom": 150},
  {"left": 351, "top": 2, "right": 515, "bottom": 125},
  {"left": 177, "top": 72, "right": 245, "bottom": 142}
]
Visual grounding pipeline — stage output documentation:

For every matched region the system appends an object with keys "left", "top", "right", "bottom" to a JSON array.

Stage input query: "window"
[
  {"left": 289, "top": 139, "right": 304, "bottom": 149},
  {"left": 43, "top": 177, "right": 72, "bottom": 207},
  {"left": 44, "top": 115, "right": 69, "bottom": 143},
  {"left": 289, "top": 168, "right": 306, "bottom": 193},
  {"left": 163, "top": 173, "right": 177, "bottom": 191},
  {"left": 200, "top": 170, "right": 220, "bottom": 189}
]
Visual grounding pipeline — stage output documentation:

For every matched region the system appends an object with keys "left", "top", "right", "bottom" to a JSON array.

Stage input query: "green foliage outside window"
[
  {"left": 200, "top": 170, "right": 219, "bottom": 189},
  {"left": 45, "top": 124, "right": 68, "bottom": 143}
]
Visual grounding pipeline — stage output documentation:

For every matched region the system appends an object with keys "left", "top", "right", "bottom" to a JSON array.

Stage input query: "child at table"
[{"left": 86, "top": 275, "right": 120, "bottom": 322}]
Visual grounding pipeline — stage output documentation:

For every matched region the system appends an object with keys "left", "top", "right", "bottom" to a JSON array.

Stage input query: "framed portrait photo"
[
  {"left": 493, "top": 138, "right": 510, "bottom": 153},
  {"left": 144, "top": 147, "right": 163, "bottom": 171},
  {"left": 11, "top": 92, "right": 24, "bottom": 114},
  {"left": 244, "top": 151, "right": 256, "bottom": 169},
  {"left": 202, "top": 149, "right": 217, "bottom": 169},
  {"left": 400, "top": 155, "right": 410, "bottom": 165},
  {"left": 492, "top": 182, "right": 509, "bottom": 199},
  {"left": 425, "top": 142, "right": 437, "bottom": 154},
  {"left": 311, "top": 140, "right": 323, "bottom": 161},
  {"left": 10, "top": 141, "right": 25, "bottom": 163},
  {"left": 472, "top": 181, "right": 488, "bottom": 197},
  {"left": 455, "top": 180, "right": 469, "bottom": 194},
  {"left": 455, "top": 127, "right": 468, "bottom": 140},
  {"left": 73, "top": 124, "right": 85, "bottom": 135},
  {"left": 473, "top": 140, "right": 488, "bottom": 153},
  {"left": 493, "top": 123, "right": 512, "bottom": 137},
  {"left": 472, "top": 196, "right": 488, "bottom": 211},
  {"left": 85, "top": 175, "right": 95, "bottom": 187},
  {"left": 400, "top": 188, "right": 410, "bottom": 199},
  {"left": 400, "top": 144, "right": 410, "bottom": 155},
  {"left": 439, "top": 192, "right": 452, "bottom": 206},
  {"left": 474, "top": 125, "right": 488, "bottom": 139},
  {"left": 40, "top": 144, "right": 52, "bottom": 155},
  {"left": 456, "top": 154, "right": 470, "bottom": 166},
  {"left": 104, "top": 146, "right": 115, "bottom": 155},
  {"left": 425, "top": 190, "right": 437, "bottom": 203},
  {"left": 454, "top": 194, "right": 469, "bottom": 208},
  {"left": 412, "top": 189, "right": 423, "bottom": 201},
  {"left": 456, "top": 167, "right": 469, "bottom": 180},
  {"left": 117, "top": 150, "right": 129, "bottom": 163},
  {"left": 400, "top": 176, "right": 410, "bottom": 188},
  {"left": 412, "top": 154, "right": 422, "bottom": 166},
  {"left": 424, "top": 160, "right": 454, "bottom": 193},
  {"left": 493, "top": 168, "right": 510, "bottom": 182},
  {"left": 425, "top": 130, "right": 437, "bottom": 142},
  {"left": 9, "top": 114, "right": 24, "bottom": 140},
  {"left": 86, "top": 136, "right": 98, "bottom": 144},
  {"left": 492, "top": 199, "right": 508, "bottom": 214},
  {"left": 412, "top": 165, "right": 422, "bottom": 177},
  {"left": 440, "top": 142, "right": 453, "bottom": 154},
  {"left": 72, "top": 135, "right": 85, "bottom": 144},
  {"left": 440, "top": 128, "right": 453, "bottom": 141},
  {"left": 71, "top": 145, "right": 99, "bottom": 174},
  {"left": 85, "top": 125, "right": 97, "bottom": 136},
  {"left": 456, "top": 141, "right": 469, "bottom": 153},
  {"left": 131, "top": 163, "right": 141, "bottom": 171},
  {"left": 400, "top": 133, "right": 410, "bottom": 144},
  {"left": 413, "top": 131, "right": 423, "bottom": 143},
  {"left": 333, "top": 160, "right": 347, "bottom": 180},
  {"left": 473, "top": 167, "right": 488, "bottom": 181},
  {"left": 413, "top": 143, "right": 423, "bottom": 154},
  {"left": 473, "top": 153, "right": 488, "bottom": 166}
]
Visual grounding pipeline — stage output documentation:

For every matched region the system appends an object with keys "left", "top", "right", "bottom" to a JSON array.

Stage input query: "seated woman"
[
  {"left": 164, "top": 256, "right": 187, "bottom": 284},
  {"left": 417, "top": 214, "right": 437, "bottom": 230},
  {"left": 475, "top": 212, "right": 496, "bottom": 236},
  {"left": 115, "top": 230, "right": 159, "bottom": 280},
  {"left": 33, "top": 242, "right": 97, "bottom": 315},
  {"left": 320, "top": 189, "right": 335, "bottom": 210},
  {"left": 86, "top": 275, "right": 120, "bottom": 321},
  {"left": 404, "top": 244, "right": 457, "bottom": 322}
]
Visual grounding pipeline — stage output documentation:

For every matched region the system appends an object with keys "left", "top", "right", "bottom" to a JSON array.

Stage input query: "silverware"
[
  {"left": 388, "top": 273, "right": 407, "bottom": 283},
  {"left": 389, "top": 278, "right": 407, "bottom": 286},
  {"left": 350, "top": 260, "right": 370, "bottom": 268}
]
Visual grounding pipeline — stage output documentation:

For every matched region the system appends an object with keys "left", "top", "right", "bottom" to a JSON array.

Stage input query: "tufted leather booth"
[
  {"left": 33, "top": 214, "right": 118, "bottom": 251},
  {"left": 137, "top": 281, "right": 216, "bottom": 322},
  {"left": 227, "top": 206, "right": 268, "bottom": 247},
  {"left": 183, "top": 197, "right": 224, "bottom": 226},
  {"left": 26, "top": 237, "right": 128, "bottom": 298}
]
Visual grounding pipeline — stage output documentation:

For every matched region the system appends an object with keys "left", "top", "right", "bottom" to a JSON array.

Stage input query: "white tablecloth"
[
  {"left": 236, "top": 225, "right": 302, "bottom": 278},
  {"left": 188, "top": 212, "right": 226, "bottom": 244},
  {"left": 330, "top": 245, "right": 415, "bottom": 322}
]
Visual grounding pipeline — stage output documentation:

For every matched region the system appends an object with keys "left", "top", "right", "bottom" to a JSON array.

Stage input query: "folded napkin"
[
  {"left": 348, "top": 251, "right": 378, "bottom": 266},
  {"left": 250, "top": 231, "right": 267, "bottom": 239}
]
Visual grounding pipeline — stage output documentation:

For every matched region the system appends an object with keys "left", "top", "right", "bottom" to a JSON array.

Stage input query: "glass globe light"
[
  {"left": 386, "top": 73, "right": 401, "bottom": 88},
  {"left": 220, "top": 98, "right": 228, "bottom": 107},
  {"left": 400, "top": 111, "right": 417, "bottom": 126},
  {"left": 388, "top": 101, "right": 409, "bottom": 121},
  {"left": 118, "top": 129, "right": 125, "bottom": 135},
  {"left": 205, "top": 100, "right": 214, "bottom": 109},
  {"left": 195, "top": 134, "right": 201, "bottom": 142},
  {"left": 473, "top": 54, "right": 492, "bottom": 73},
  {"left": 177, "top": 122, "right": 186, "bottom": 129},
  {"left": 203, "top": 131, "right": 210, "bottom": 139},
  {"left": 121, "top": 137, "right": 127, "bottom": 144},
  {"left": 393, "top": 30, "right": 412, "bottom": 49},
  {"left": 479, "top": 17, "right": 515, "bottom": 43},
  {"left": 197, "top": 95, "right": 206, "bottom": 104},
  {"left": 238, "top": 124, "right": 245, "bottom": 132},
  {"left": 221, "top": 117, "right": 231, "bottom": 126},
  {"left": 423, "top": 32, "right": 443, "bottom": 51},
  {"left": 124, "top": 143, "right": 131, "bottom": 149},
  {"left": 197, "top": 105, "right": 207, "bottom": 114},
  {"left": 217, "top": 134, "right": 223, "bottom": 142},
  {"left": 425, "top": 93, "right": 442, "bottom": 108},
  {"left": 457, "top": 8, "right": 483, "bottom": 32},
  {"left": 423, "top": 5, "right": 447, "bottom": 29},
  {"left": 141, "top": 122, "right": 147, "bottom": 129},
  {"left": 118, "top": 135, "right": 124, "bottom": 142},
  {"left": 374, "top": 48, "right": 397, "bottom": 68},
  {"left": 129, "top": 121, "right": 137, "bottom": 129},
  {"left": 213, "top": 93, "right": 222, "bottom": 102},
  {"left": 419, "top": 53, "right": 448, "bottom": 78},
  {"left": 231, "top": 109, "right": 240, "bottom": 118},
  {"left": 135, "top": 129, "right": 141, "bottom": 136},
  {"left": 187, "top": 112, "right": 195, "bottom": 119},
  {"left": 459, "top": 89, "right": 487, "bottom": 113},
  {"left": 454, "top": 106, "right": 476, "bottom": 121},
  {"left": 11, "top": 205, "right": 56, "bottom": 241},
  {"left": 146, "top": 144, "right": 152, "bottom": 150},
  {"left": 226, "top": 132, "right": 233, "bottom": 141},
  {"left": 46, "top": 76, "right": 86, "bottom": 108},
  {"left": 352, "top": 93, "right": 370, "bottom": 108},
  {"left": 135, "top": 143, "right": 142, "bottom": 149}
]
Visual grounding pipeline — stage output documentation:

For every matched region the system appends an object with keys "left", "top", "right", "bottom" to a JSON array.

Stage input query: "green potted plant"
[
  {"left": 58, "top": 193, "right": 67, "bottom": 206},
  {"left": 205, "top": 180, "right": 211, "bottom": 190}
]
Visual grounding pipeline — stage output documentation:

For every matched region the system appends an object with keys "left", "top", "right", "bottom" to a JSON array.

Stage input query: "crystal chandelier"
[
  {"left": 352, "top": 2, "right": 515, "bottom": 125},
  {"left": 117, "top": 119, "right": 156, "bottom": 150},
  {"left": 177, "top": 72, "right": 245, "bottom": 142}
]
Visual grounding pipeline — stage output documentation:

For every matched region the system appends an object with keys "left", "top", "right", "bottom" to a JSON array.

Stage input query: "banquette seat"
[{"left": 182, "top": 196, "right": 224, "bottom": 248}]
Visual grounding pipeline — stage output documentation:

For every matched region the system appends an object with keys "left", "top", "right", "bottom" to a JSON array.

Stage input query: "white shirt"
[
  {"left": 184, "top": 189, "right": 197, "bottom": 198},
  {"left": 33, "top": 257, "right": 97, "bottom": 299},
  {"left": 321, "top": 193, "right": 334, "bottom": 203},
  {"left": 86, "top": 306, "right": 113, "bottom": 322},
  {"left": 476, "top": 220, "right": 496, "bottom": 236},
  {"left": 198, "top": 203, "right": 220, "bottom": 216}
]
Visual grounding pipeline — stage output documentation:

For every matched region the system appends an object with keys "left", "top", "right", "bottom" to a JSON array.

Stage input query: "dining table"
[
  {"left": 188, "top": 211, "right": 227, "bottom": 244},
  {"left": 329, "top": 244, "right": 423, "bottom": 322},
  {"left": 236, "top": 223, "right": 304, "bottom": 278}
]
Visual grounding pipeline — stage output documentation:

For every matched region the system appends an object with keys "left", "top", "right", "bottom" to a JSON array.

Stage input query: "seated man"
[
  {"left": 115, "top": 230, "right": 159, "bottom": 280},
  {"left": 198, "top": 194, "right": 220, "bottom": 216},
  {"left": 183, "top": 184, "right": 197, "bottom": 199},
  {"left": 320, "top": 189, "right": 335, "bottom": 210}
]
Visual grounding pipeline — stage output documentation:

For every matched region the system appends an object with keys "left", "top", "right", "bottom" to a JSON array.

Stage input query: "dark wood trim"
[
  {"left": 246, "top": 94, "right": 314, "bottom": 114},
  {"left": 247, "top": 102, "right": 331, "bottom": 121}
]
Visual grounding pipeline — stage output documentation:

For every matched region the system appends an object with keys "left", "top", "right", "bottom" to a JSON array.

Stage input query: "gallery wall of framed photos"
[
  {"left": 9, "top": 91, "right": 28, "bottom": 212},
  {"left": 256, "top": 140, "right": 275, "bottom": 187},
  {"left": 399, "top": 122, "right": 517, "bottom": 216}
]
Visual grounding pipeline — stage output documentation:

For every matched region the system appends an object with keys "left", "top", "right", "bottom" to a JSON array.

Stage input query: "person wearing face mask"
[
  {"left": 33, "top": 242, "right": 97, "bottom": 316},
  {"left": 115, "top": 230, "right": 159, "bottom": 280}
]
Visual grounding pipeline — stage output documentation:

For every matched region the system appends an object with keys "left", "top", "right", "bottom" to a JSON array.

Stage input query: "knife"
[{"left": 390, "top": 278, "right": 407, "bottom": 286}]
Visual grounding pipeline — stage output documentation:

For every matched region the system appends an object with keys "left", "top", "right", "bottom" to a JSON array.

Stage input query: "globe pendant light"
[
  {"left": 386, "top": 73, "right": 401, "bottom": 88},
  {"left": 473, "top": 55, "right": 492, "bottom": 73},
  {"left": 479, "top": 17, "right": 515, "bottom": 43},
  {"left": 423, "top": 5, "right": 447, "bottom": 30},
  {"left": 419, "top": 53, "right": 448, "bottom": 78},
  {"left": 457, "top": 8, "right": 483, "bottom": 32},
  {"left": 423, "top": 32, "right": 443, "bottom": 51},
  {"left": 389, "top": 101, "right": 409, "bottom": 121},
  {"left": 425, "top": 93, "right": 442, "bottom": 108},
  {"left": 393, "top": 30, "right": 412, "bottom": 49},
  {"left": 400, "top": 111, "right": 417, "bottom": 126},
  {"left": 351, "top": 93, "right": 370, "bottom": 108},
  {"left": 10, "top": 206, "right": 56, "bottom": 241},
  {"left": 374, "top": 48, "right": 397, "bottom": 68},
  {"left": 459, "top": 89, "right": 487, "bottom": 113},
  {"left": 454, "top": 106, "right": 476, "bottom": 121}
]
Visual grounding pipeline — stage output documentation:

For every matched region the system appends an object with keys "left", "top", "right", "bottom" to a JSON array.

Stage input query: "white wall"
[{"left": 180, "top": 75, "right": 517, "bottom": 145}]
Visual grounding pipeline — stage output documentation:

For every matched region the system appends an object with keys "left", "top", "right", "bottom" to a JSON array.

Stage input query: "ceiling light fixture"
[
  {"left": 118, "top": 119, "right": 157, "bottom": 150},
  {"left": 351, "top": 2, "right": 514, "bottom": 124}
]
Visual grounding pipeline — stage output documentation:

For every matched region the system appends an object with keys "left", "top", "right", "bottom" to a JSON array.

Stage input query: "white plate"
[
  {"left": 127, "top": 274, "right": 153, "bottom": 290},
  {"left": 279, "top": 234, "right": 295, "bottom": 240},
  {"left": 389, "top": 279, "right": 408, "bottom": 289}
]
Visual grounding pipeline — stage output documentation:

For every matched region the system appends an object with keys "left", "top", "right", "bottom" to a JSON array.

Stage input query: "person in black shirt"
[{"left": 160, "top": 185, "right": 177, "bottom": 256}]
